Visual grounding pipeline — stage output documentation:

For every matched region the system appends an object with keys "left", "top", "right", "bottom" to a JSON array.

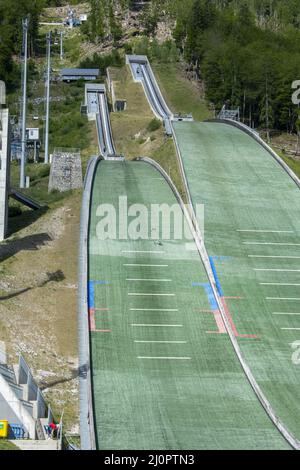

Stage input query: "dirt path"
[{"left": 0, "top": 192, "right": 82, "bottom": 432}]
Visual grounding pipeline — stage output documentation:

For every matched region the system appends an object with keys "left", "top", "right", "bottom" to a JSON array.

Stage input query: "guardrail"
[{"left": 78, "top": 155, "right": 103, "bottom": 450}]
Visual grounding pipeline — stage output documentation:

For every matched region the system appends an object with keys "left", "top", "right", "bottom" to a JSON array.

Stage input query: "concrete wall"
[
  {"left": 0, "top": 392, "right": 23, "bottom": 425},
  {"left": 0, "top": 342, "right": 6, "bottom": 364},
  {"left": 0, "top": 108, "right": 10, "bottom": 241},
  {"left": 0, "top": 374, "right": 36, "bottom": 438},
  {"left": 49, "top": 150, "right": 83, "bottom": 193}
]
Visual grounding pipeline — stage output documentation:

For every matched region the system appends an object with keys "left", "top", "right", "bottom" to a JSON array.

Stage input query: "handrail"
[{"left": 78, "top": 155, "right": 103, "bottom": 450}]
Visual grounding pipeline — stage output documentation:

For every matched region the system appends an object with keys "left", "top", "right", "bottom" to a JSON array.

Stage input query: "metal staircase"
[{"left": 0, "top": 348, "right": 50, "bottom": 440}]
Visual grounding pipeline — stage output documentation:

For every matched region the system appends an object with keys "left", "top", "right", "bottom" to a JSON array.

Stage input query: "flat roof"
[{"left": 60, "top": 68, "right": 100, "bottom": 76}]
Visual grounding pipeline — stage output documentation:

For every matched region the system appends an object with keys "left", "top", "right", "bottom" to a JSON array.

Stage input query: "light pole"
[
  {"left": 20, "top": 17, "right": 29, "bottom": 188},
  {"left": 44, "top": 31, "right": 52, "bottom": 165},
  {"left": 60, "top": 31, "right": 64, "bottom": 61}
]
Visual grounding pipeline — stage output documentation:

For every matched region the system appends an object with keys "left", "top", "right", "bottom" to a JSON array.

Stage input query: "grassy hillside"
[
  {"left": 153, "top": 63, "right": 213, "bottom": 121},
  {"left": 0, "top": 440, "right": 19, "bottom": 450},
  {"left": 1, "top": 13, "right": 98, "bottom": 435},
  {"left": 110, "top": 65, "right": 186, "bottom": 199}
]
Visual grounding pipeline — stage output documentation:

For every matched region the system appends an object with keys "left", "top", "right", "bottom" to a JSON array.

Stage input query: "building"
[
  {"left": 0, "top": 81, "right": 10, "bottom": 241},
  {"left": 0, "top": 342, "right": 55, "bottom": 442},
  {"left": 60, "top": 68, "right": 100, "bottom": 82}
]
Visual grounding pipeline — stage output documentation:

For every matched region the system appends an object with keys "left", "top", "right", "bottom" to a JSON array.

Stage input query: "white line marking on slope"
[
  {"left": 281, "top": 328, "right": 300, "bottom": 331},
  {"left": 272, "top": 312, "right": 300, "bottom": 316},
  {"left": 237, "top": 230, "right": 293, "bottom": 233},
  {"left": 261, "top": 283, "right": 300, "bottom": 286},
  {"left": 244, "top": 242, "right": 300, "bottom": 246},
  {"left": 122, "top": 250, "right": 165, "bottom": 254},
  {"left": 131, "top": 324, "right": 183, "bottom": 327},
  {"left": 254, "top": 269, "right": 300, "bottom": 272},
  {"left": 249, "top": 255, "right": 300, "bottom": 259},
  {"left": 128, "top": 293, "right": 175, "bottom": 296},
  {"left": 134, "top": 340, "right": 187, "bottom": 344},
  {"left": 124, "top": 264, "right": 168, "bottom": 267},
  {"left": 127, "top": 279, "right": 172, "bottom": 282},
  {"left": 266, "top": 297, "right": 300, "bottom": 301},
  {"left": 130, "top": 308, "right": 178, "bottom": 312},
  {"left": 137, "top": 356, "right": 191, "bottom": 360}
]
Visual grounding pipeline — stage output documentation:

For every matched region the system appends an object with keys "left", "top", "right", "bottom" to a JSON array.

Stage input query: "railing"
[
  {"left": 53, "top": 148, "right": 80, "bottom": 155},
  {"left": 9, "top": 423, "right": 26, "bottom": 440}
]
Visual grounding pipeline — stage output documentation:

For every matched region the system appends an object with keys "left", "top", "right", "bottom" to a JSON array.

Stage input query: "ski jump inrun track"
[{"left": 78, "top": 55, "right": 300, "bottom": 450}]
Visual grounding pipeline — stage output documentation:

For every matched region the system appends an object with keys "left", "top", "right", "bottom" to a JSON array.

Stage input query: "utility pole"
[
  {"left": 20, "top": 17, "right": 29, "bottom": 189},
  {"left": 44, "top": 31, "right": 52, "bottom": 165},
  {"left": 60, "top": 31, "right": 64, "bottom": 61}
]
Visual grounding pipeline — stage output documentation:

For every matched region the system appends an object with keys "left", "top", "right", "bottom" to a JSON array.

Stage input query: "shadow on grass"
[
  {"left": 39, "top": 368, "right": 79, "bottom": 391},
  {"left": 0, "top": 270, "right": 66, "bottom": 302},
  {"left": 7, "top": 207, "right": 48, "bottom": 236},
  {"left": 0, "top": 232, "right": 52, "bottom": 263},
  {"left": 39, "top": 362, "right": 90, "bottom": 391}
]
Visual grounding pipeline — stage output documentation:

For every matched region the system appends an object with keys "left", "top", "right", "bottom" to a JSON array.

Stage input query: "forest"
[
  {"left": 84, "top": 0, "right": 300, "bottom": 132},
  {"left": 1, "top": 0, "right": 300, "bottom": 131},
  {"left": 169, "top": 0, "right": 300, "bottom": 131}
]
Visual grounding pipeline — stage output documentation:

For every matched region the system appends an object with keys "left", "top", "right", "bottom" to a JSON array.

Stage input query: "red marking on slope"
[
  {"left": 220, "top": 298, "right": 258, "bottom": 339},
  {"left": 89, "top": 308, "right": 96, "bottom": 331},
  {"left": 207, "top": 309, "right": 227, "bottom": 334},
  {"left": 89, "top": 308, "right": 111, "bottom": 333}
]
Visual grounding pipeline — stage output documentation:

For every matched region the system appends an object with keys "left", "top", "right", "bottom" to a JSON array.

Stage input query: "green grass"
[
  {"left": 280, "top": 154, "right": 300, "bottom": 179},
  {"left": 9, "top": 161, "right": 75, "bottom": 204},
  {"left": 109, "top": 65, "right": 186, "bottom": 199},
  {"left": 0, "top": 440, "right": 19, "bottom": 450},
  {"left": 8, "top": 160, "right": 81, "bottom": 236},
  {"left": 152, "top": 63, "right": 213, "bottom": 121}
]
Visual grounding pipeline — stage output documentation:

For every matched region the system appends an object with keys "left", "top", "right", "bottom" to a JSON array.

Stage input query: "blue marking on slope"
[
  {"left": 192, "top": 282, "right": 218, "bottom": 310},
  {"left": 209, "top": 257, "right": 224, "bottom": 297},
  {"left": 88, "top": 281, "right": 95, "bottom": 309}
]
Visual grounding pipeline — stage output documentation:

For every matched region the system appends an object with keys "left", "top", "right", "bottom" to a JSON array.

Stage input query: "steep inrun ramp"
[
  {"left": 173, "top": 120, "right": 300, "bottom": 442},
  {"left": 86, "top": 159, "right": 289, "bottom": 450},
  {"left": 126, "top": 55, "right": 173, "bottom": 135},
  {"left": 85, "top": 84, "right": 117, "bottom": 158}
]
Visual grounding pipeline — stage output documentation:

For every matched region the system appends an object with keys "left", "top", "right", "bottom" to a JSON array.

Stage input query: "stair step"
[
  {"left": 9, "top": 439, "right": 59, "bottom": 451},
  {"left": 0, "top": 363, "right": 17, "bottom": 383}
]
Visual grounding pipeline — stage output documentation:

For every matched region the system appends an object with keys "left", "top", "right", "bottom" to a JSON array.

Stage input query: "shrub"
[{"left": 147, "top": 118, "right": 162, "bottom": 132}]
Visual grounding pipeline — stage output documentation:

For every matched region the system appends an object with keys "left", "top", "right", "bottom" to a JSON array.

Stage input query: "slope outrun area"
[
  {"left": 88, "top": 159, "right": 289, "bottom": 450},
  {"left": 173, "top": 120, "right": 300, "bottom": 442}
]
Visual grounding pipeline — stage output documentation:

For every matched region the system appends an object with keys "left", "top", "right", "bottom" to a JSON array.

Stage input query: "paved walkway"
[{"left": 10, "top": 440, "right": 59, "bottom": 451}]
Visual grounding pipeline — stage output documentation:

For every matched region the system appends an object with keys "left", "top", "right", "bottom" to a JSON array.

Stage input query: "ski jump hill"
[{"left": 78, "top": 56, "right": 300, "bottom": 450}]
